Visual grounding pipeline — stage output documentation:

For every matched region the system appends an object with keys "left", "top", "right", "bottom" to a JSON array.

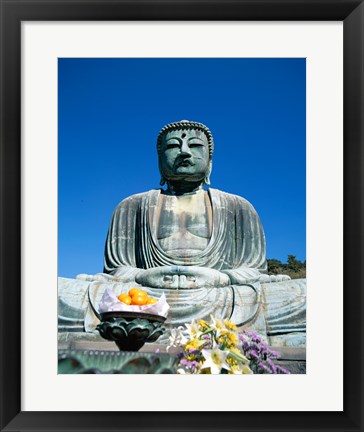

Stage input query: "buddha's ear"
[
  {"left": 204, "top": 160, "right": 213, "bottom": 186},
  {"left": 158, "top": 159, "right": 166, "bottom": 186}
]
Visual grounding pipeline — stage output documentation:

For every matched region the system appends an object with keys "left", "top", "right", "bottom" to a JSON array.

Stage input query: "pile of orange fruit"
[{"left": 117, "top": 287, "right": 158, "bottom": 306}]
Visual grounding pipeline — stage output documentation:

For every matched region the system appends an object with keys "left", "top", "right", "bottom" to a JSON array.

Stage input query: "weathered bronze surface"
[{"left": 58, "top": 349, "right": 177, "bottom": 374}]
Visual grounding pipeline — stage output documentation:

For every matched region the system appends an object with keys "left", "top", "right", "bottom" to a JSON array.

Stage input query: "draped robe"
[
  {"left": 80, "top": 188, "right": 269, "bottom": 334},
  {"left": 104, "top": 188, "right": 267, "bottom": 279}
]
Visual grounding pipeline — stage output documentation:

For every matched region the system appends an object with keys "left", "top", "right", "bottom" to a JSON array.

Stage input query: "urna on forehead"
[{"left": 156, "top": 120, "right": 214, "bottom": 157}]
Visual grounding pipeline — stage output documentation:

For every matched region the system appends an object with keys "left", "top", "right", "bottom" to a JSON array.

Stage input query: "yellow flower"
[
  {"left": 218, "top": 330, "right": 238, "bottom": 348},
  {"left": 228, "top": 365, "right": 241, "bottom": 374},
  {"left": 185, "top": 338, "right": 199, "bottom": 351},
  {"left": 227, "top": 356, "right": 238, "bottom": 366},
  {"left": 187, "top": 353, "right": 197, "bottom": 361},
  {"left": 224, "top": 319, "right": 237, "bottom": 331},
  {"left": 198, "top": 320, "right": 209, "bottom": 330}
]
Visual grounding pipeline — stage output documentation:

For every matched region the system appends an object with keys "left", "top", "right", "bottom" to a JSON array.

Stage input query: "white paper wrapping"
[{"left": 98, "top": 288, "right": 169, "bottom": 318}]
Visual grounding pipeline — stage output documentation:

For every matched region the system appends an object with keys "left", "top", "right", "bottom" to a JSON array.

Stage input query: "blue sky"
[{"left": 59, "top": 58, "right": 306, "bottom": 278}]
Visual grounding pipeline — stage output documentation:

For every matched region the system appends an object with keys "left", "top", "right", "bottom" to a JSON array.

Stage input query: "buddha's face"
[{"left": 159, "top": 129, "right": 211, "bottom": 183}]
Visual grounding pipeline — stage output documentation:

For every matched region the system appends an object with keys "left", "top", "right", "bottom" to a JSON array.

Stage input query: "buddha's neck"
[{"left": 166, "top": 181, "right": 204, "bottom": 196}]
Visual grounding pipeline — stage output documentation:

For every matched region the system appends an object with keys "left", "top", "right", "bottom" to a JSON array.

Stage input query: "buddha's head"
[{"left": 157, "top": 120, "right": 214, "bottom": 187}]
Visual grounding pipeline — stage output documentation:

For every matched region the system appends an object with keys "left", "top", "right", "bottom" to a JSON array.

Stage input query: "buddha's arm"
[
  {"left": 221, "top": 267, "right": 291, "bottom": 284},
  {"left": 221, "top": 267, "right": 262, "bottom": 284},
  {"left": 215, "top": 193, "right": 281, "bottom": 285},
  {"left": 76, "top": 266, "right": 144, "bottom": 283},
  {"left": 103, "top": 195, "right": 146, "bottom": 280},
  {"left": 111, "top": 265, "right": 143, "bottom": 281}
]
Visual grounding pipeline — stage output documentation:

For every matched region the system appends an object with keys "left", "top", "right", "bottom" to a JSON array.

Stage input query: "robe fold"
[{"left": 104, "top": 188, "right": 267, "bottom": 277}]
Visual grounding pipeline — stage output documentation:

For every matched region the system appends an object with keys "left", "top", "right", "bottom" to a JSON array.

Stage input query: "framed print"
[{"left": 0, "top": 1, "right": 363, "bottom": 431}]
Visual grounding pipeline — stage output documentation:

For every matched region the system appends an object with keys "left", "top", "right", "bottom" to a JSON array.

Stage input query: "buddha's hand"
[
  {"left": 176, "top": 266, "right": 231, "bottom": 289},
  {"left": 135, "top": 266, "right": 230, "bottom": 289}
]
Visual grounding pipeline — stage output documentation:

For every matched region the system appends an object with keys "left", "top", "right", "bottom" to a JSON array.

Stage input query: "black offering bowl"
[{"left": 96, "top": 311, "right": 166, "bottom": 352}]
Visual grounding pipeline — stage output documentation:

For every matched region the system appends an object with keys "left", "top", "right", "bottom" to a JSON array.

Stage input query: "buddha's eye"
[
  {"left": 165, "top": 138, "right": 181, "bottom": 149},
  {"left": 166, "top": 143, "right": 180, "bottom": 149},
  {"left": 189, "top": 142, "right": 204, "bottom": 147}
]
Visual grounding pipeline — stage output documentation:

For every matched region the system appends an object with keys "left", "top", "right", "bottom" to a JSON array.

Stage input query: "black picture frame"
[{"left": 0, "top": 1, "right": 363, "bottom": 431}]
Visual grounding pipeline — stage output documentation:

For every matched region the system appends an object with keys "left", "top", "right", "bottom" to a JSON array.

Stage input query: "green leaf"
[{"left": 228, "top": 350, "right": 249, "bottom": 363}]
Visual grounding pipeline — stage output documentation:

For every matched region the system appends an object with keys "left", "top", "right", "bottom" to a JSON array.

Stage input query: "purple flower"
[
  {"left": 267, "top": 349, "right": 280, "bottom": 359},
  {"left": 178, "top": 357, "right": 201, "bottom": 373},
  {"left": 243, "top": 330, "right": 254, "bottom": 338},
  {"left": 266, "top": 357, "right": 277, "bottom": 374},
  {"left": 241, "top": 342, "right": 250, "bottom": 351},
  {"left": 258, "top": 362, "right": 272, "bottom": 374},
  {"left": 252, "top": 334, "right": 263, "bottom": 343},
  {"left": 251, "top": 342, "right": 262, "bottom": 352},
  {"left": 260, "top": 347, "right": 269, "bottom": 357},
  {"left": 276, "top": 365, "right": 290, "bottom": 374},
  {"left": 249, "top": 349, "right": 260, "bottom": 360},
  {"left": 180, "top": 359, "right": 199, "bottom": 368}
]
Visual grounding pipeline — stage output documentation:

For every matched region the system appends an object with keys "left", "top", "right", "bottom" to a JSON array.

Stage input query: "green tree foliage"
[{"left": 267, "top": 255, "right": 306, "bottom": 279}]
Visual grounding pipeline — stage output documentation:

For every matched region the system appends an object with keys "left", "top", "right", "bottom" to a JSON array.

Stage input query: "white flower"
[
  {"left": 201, "top": 348, "right": 231, "bottom": 374},
  {"left": 184, "top": 320, "right": 201, "bottom": 338},
  {"left": 209, "top": 314, "right": 224, "bottom": 330},
  {"left": 167, "top": 326, "right": 188, "bottom": 350},
  {"left": 230, "top": 364, "right": 254, "bottom": 375}
]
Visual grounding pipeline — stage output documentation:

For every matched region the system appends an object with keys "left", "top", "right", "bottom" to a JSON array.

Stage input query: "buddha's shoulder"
[
  {"left": 209, "top": 188, "right": 255, "bottom": 210},
  {"left": 114, "top": 189, "right": 160, "bottom": 210}
]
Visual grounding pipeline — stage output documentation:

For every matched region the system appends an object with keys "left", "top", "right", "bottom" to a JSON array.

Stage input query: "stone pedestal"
[{"left": 58, "top": 340, "right": 306, "bottom": 374}]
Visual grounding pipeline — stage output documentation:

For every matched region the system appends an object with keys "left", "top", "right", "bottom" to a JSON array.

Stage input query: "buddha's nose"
[{"left": 180, "top": 141, "right": 192, "bottom": 157}]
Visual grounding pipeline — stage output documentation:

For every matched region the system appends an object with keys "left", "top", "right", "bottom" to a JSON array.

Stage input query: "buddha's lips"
[{"left": 176, "top": 160, "right": 194, "bottom": 167}]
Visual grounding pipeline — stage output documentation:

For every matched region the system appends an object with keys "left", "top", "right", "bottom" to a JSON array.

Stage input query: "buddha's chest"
[{"left": 156, "top": 192, "right": 212, "bottom": 255}]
